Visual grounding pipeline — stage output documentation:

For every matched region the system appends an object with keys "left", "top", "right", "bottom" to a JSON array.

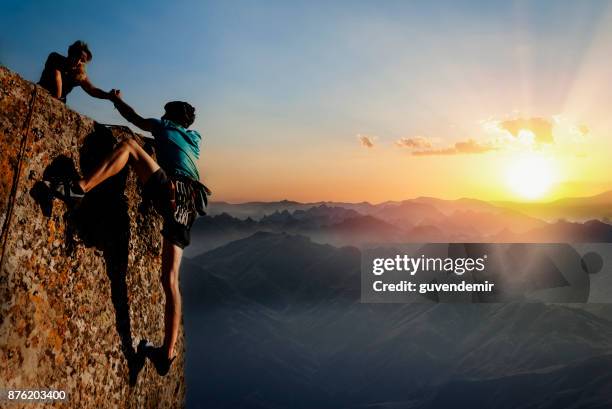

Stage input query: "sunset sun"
[{"left": 505, "top": 154, "right": 557, "bottom": 200}]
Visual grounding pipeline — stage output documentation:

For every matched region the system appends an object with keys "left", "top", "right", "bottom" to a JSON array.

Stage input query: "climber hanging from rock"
[
  {"left": 38, "top": 40, "right": 114, "bottom": 103},
  {"left": 45, "top": 89, "right": 210, "bottom": 376}
]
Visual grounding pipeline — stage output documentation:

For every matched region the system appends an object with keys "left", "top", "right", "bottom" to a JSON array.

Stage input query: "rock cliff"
[{"left": 0, "top": 66, "right": 185, "bottom": 408}]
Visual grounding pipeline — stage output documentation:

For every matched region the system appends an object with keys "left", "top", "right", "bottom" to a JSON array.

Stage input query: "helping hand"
[{"left": 109, "top": 89, "right": 122, "bottom": 102}]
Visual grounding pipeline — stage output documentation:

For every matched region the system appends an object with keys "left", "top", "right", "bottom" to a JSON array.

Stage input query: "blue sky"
[{"left": 2, "top": 1, "right": 611, "bottom": 201}]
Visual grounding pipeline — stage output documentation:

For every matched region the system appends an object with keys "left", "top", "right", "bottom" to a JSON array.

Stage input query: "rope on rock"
[{"left": 0, "top": 86, "right": 39, "bottom": 271}]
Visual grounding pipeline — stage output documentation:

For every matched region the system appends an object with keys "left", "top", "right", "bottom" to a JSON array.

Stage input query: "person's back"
[{"left": 150, "top": 118, "right": 201, "bottom": 182}]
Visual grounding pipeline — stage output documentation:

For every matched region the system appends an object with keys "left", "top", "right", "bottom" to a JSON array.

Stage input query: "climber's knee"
[
  {"left": 118, "top": 138, "right": 136, "bottom": 153},
  {"left": 123, "top": 138, "right": 159, "bottom": 183}
]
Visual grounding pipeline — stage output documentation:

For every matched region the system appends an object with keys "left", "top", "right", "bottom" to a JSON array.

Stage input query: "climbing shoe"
[
  {"left": 141, "top": 340, "right": 177, "bottom": 376},
  {"left": 44, "top": 177, "right": 85, "bottom": 204}
]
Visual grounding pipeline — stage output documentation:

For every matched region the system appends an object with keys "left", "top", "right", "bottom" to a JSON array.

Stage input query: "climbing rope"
[{"left": 0, "top": 86, "right": 39, "bottom": 271}]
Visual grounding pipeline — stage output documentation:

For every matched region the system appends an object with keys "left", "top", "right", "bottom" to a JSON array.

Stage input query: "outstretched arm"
[
  {"left": 80, "top": 76, "right": 112, "bottom": 100},
  {"left": 109, "top": 89, "right": 156, "bottom": 133}
]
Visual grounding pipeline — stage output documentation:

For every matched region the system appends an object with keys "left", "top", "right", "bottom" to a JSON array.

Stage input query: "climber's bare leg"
[
  {"left": 161, "top": 237, "right": 182, "bottom": 360},
  {"left": 78, "top": 138, "right": 160, "bottom": 192}
]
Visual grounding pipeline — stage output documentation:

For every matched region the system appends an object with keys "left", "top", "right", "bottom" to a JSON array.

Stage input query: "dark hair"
[
  {"left": 162, "top": 101, "right": 196, "bottom": 128},
  {"left": 67, "top": 40, "right": 92, "bottom": 62}
]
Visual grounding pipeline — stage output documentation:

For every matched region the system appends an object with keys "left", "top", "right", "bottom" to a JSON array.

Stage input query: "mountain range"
[
  {"left": 182, "top": 232, "right": 612, "bottom": 409},
  {"left": 182, "top": 191, "right": 612, "bottom": 407},
  {"left": 494, "top": 190, "right": 612, "bottom": 222},
  {"left": 209, "top": 190, "right": 612, "bottom": 222},
  {"left": 186, "top": 193, "right": 612, "bottom": 256}
]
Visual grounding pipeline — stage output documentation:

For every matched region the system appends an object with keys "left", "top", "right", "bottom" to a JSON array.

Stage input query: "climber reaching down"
[
  {"left": 45, "top": 90, "right": 209, "bottom": 376},
  {"left": 38, "top": 40, "right": 114, "bottom": 103}
]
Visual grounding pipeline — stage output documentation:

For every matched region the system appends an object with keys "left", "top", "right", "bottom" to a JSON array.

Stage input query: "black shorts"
[{"left": 142, "top": 168, "right": 198, "bottom": 249}]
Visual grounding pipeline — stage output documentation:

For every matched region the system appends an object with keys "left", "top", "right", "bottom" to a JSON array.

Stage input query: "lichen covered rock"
[{"left": 0, "top": 65, "right": 185, "bottom": 408}]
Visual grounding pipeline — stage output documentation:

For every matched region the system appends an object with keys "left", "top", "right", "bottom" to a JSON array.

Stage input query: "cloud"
[
  {"left": 395, "top": 136, "right": 433, "bottom": 149},
  {"left": 368, "top": 115, "right": 589, "bottom": 158},
  {"left": 499, "top": 117, "right": 554, "bottom": 144},
  {"left": 412, "top": 139, "right": 494, "bottom": 156},
  {"left": 357, "top": 134, "right": 375, "bottom": 148}
]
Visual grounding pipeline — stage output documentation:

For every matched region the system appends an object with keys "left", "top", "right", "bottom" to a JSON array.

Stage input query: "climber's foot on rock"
[
  {"left": 43, "top": 177, "right": 85, "bottom": 205},
  {"left": 129, "top": 339, "right": 150, "bottom": 386},
  {"left": 142, "top": 340, "right": 176, "bottom": 376}
]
